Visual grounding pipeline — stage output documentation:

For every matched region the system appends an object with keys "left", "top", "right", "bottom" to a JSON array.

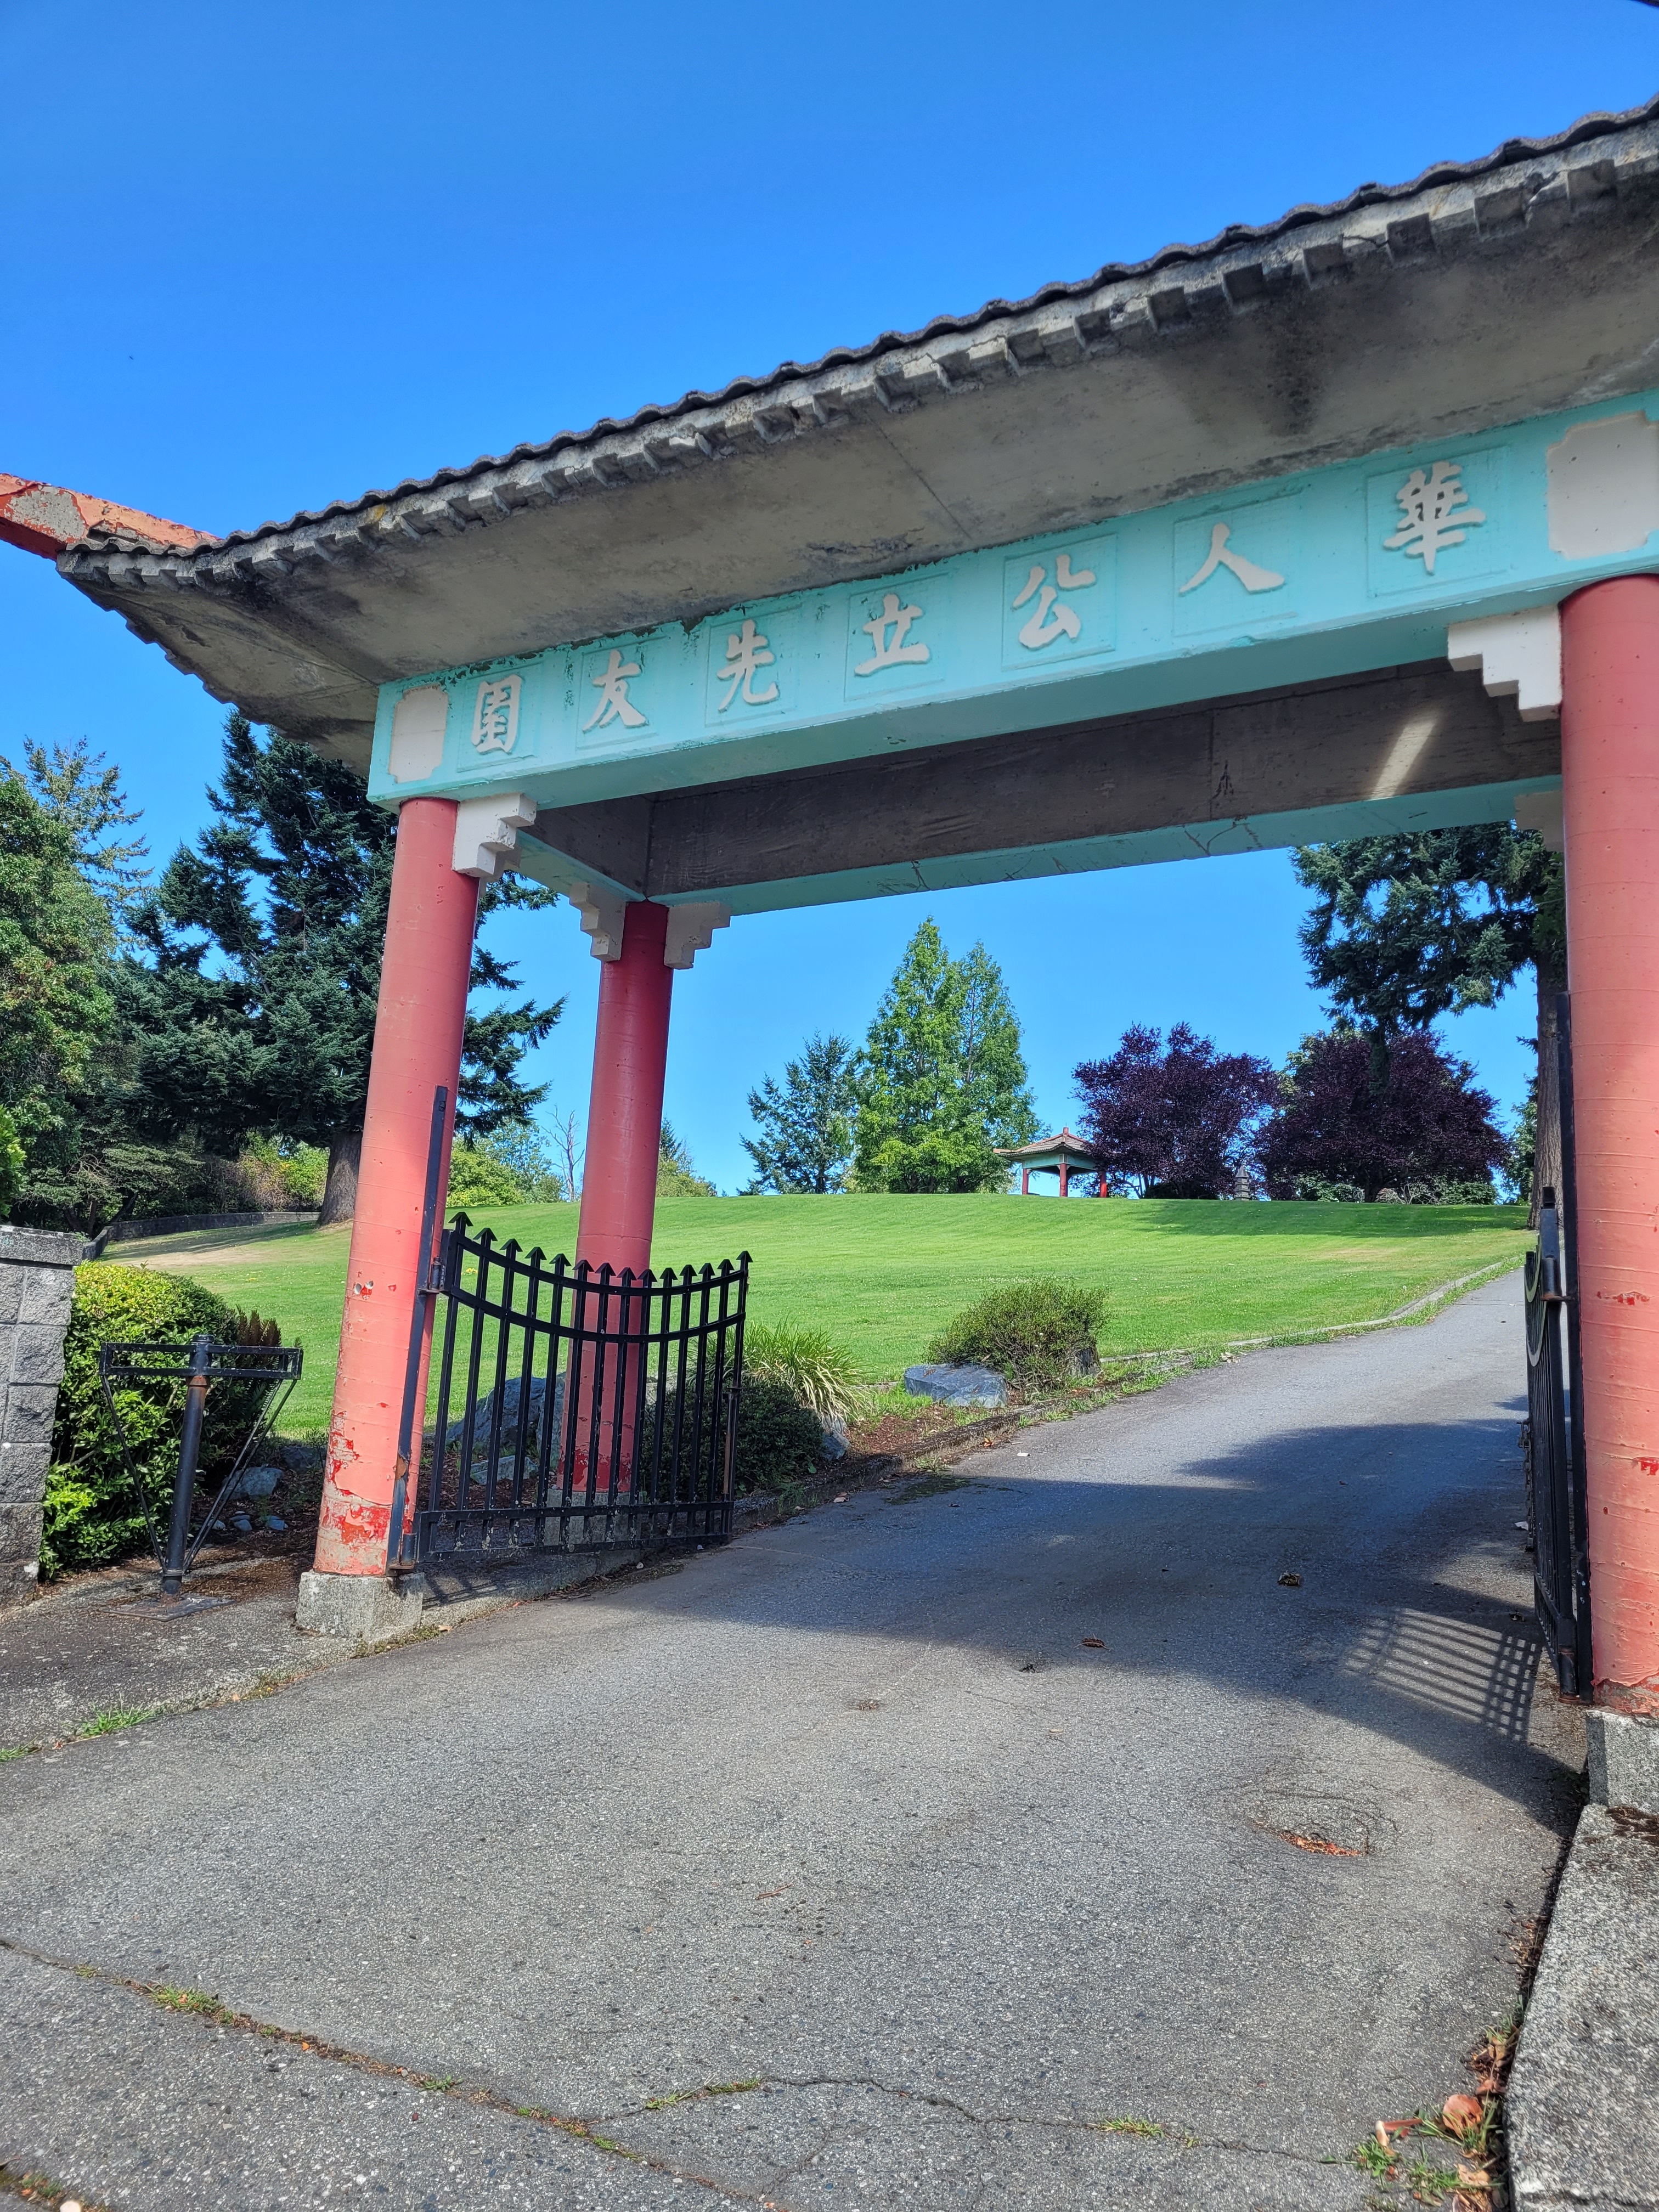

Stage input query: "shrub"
[
  {"left": 731, "top": 1376, "right": 825, "bottom": 1495},
  {"left": 743, "top": 1321, "right": 858, "bottom": 1421},
  {"left": 240, "top": 1136, "right": 328, "bottom": 1209},
  {"left": 652, "top": 1372, "right": 823, "bottom": 1498},
  {"left": 43, "top": 1262, "right": 240, "bottom": 1579},
  {"left": 447, "top": 1141, "right": 523, "bottom": 1211},
  {"left": 926, "top": 1277, "right": 1108, "bottom": 1395},
  {"left": 0, "top": 1104, "right": 22, "bottom": 1216}
]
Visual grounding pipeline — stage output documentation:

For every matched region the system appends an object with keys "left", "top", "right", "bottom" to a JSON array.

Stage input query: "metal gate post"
[{"left": 160, "top": 1334, "right": 213, "bottom": 1596}]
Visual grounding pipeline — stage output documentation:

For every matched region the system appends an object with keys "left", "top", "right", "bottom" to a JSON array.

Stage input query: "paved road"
[{"left": 0, "top": 1275, "right": 1582, "bottom": 2210}]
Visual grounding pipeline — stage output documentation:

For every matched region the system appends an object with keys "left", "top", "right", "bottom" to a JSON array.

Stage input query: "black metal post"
[{"left": 161, "top": 1333, "right": 213, "bottom": 1595}]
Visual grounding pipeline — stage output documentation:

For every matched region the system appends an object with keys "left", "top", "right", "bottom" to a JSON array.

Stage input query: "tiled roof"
[{"left": 79, "top": 92, "right": 1659, "bottom": 566}]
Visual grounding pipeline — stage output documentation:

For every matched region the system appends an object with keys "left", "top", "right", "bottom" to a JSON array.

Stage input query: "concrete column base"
[
  {"left": 296, "top": 1569, "right": 426, "bottom": 1645},
  {"left": 1586, "top": 1707, "right": 1659, "bottom": 1814}
]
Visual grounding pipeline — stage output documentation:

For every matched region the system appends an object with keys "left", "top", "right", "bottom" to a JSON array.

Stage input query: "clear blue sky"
[{"left": 4, "top": 1, "right": 1655, "bottom": 1192}]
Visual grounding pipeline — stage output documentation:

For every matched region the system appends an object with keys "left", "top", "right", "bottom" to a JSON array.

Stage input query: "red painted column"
[
  {"left": 576, "top": 899, "right": 674, "bottom": 1274},
  {"left": 1020, "top": 1167, "right": 1030, "bottom": 1196},
  {"left": 1059, "top": 1161, "right": 1070, "bottom": 1199},
  {"left": 1561, "top": 575, "right": 1659, "bottom": 1712},
  {"left": 314, "top": 799, "right": 478, "bottom": 1576}
]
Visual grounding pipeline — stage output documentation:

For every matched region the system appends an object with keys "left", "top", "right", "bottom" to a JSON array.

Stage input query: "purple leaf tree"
[
  {"left": 1073, "top": 1024, "right": 1279, "bottom": 1198},
  {"left": 1258, "top": 1028, "right": 1509, "bottom": 1203}
]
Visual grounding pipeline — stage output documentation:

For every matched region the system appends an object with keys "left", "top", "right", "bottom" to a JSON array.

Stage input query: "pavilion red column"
[
  {"left": 576, "top": 900, "right": 674, "bottom": 1274},
  {"left": 1020, "top": 1167, "right": 1030, "bottom": 1196},
  {"left": 1561, "top": 575, "right": 1659, "bottom": 1712},
  {"left": 1058, "top": 1161, "right": 1070, "bottom": 1199},
  {"left": 313, "top": 798, "right": 478, "bottom": 1578}
]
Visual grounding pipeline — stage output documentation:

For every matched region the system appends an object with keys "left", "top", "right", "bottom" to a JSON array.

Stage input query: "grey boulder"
[
  {"left": 234, "top": 1465, "right": 283, "bottom": 1499},
  {"left": 447, "top": 1372, "right": 565, "bottom": 1451},
  {"left": 902, "top": 1362, "right": 1008, "bottom": 1408}
]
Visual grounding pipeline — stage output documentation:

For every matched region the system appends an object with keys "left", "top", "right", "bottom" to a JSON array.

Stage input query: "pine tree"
[
  {"left": 742, "top": 1033, "right": 858, "bottom": 1193},
  {"left": 120, "top": 712, "right": 562, "bottom": 1223},
  {"left": 1294, "top": 828, "right": 1562, "bottom": 1222},
  {"left": 1, "top": 738, "right": 150, "bottom": 937},
  {"left": 657, "top": 1121, "right": 716, "bottom": 1197},
  {"left": 0, "top": 773, "right": 115, "bottom": 1201},
  {"left": 854, "top": 920, "right": 1036, "bottom": 1193}
]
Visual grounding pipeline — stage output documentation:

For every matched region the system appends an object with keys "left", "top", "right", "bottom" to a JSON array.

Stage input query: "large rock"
[
  {"left": 902, "top": 1363, "right": 1008, "bottom": 1409},
  {"left": 446, "top": 1373, "right": 565, "bottom": 1453}
]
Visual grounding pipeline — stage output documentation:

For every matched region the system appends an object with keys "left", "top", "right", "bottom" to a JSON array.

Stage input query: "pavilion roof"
[
  {"left": 53, "top": 95, "right": 1659, "bottom": 772},
  {"left": 995, "top": 1128, "right": 1097, "bottom": 1164}
]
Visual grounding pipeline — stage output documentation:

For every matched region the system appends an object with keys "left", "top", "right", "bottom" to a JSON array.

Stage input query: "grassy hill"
[{"left": 118, "top": 1193, "right": 1532, "bottom": 1433}]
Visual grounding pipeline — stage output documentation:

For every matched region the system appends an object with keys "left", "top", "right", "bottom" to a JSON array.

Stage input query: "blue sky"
[{"left": 4, "top": 1, "right": 1655, "bottom": 1192}]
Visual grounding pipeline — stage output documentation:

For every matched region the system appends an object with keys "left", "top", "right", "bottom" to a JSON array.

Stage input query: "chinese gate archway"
[{"left": 13, "top": 97, "right": 1659, "bottom": 1707}]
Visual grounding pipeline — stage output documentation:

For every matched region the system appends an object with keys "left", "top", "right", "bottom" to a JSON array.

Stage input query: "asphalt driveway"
[{"left": 0, "top": 1274, "right": 1581, "bottom": 2209}]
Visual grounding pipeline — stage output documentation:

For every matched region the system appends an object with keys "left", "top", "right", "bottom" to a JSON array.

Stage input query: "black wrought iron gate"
[
  {"left": 1523, "top": 994, "right": 1592, "bottom": 1695},
  {"left": 388, "top": 1199, "right": 747, "bottom": 1568}
]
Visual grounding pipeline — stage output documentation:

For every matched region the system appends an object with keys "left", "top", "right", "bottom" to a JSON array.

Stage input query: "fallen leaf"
[
  {"left": 833, "top": 1493, "right": 848, "bottom": 1503},
  {"left": 1455, "top": 2163, "right": 1491, "bottom": 2188},
  {"left": 1377, "top": 2118, "right": 1419, "bottom": 2146},
  {"left": 1081, "top": 1637, "right": 1105, "bottom": 1649},
  {"left": 1442, "top": 2094, "right": 1483, "bottom": 2135},
  {"left": 1278, "top": 1571, "right": 1303, "bottom": 1588}
]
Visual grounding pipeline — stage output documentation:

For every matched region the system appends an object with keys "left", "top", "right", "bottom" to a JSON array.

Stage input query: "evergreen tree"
[
  {"left": 1, "top": 738, "right": 150, "bottom": 938},
  {"left": 0, "top": 773, "right": 115, "bottom": 1206},
  {"left": 120, "top": 713, "right": 562, "bottom": 1223},
  {"left": 742, "top": 1032, "right": 858, "bottom": 1193},
  {"left": 854, "top": 920, "right": 1036, "bottom": 1193},
  {"left": 1294, "top": 827, "right": 1562, "bottom": 1221},
  {"left": 657, "top": 1121, "right": 717, "bottom": 1198}
]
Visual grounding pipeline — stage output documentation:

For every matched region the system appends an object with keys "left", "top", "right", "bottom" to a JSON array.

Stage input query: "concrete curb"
[{"left": 1508, "top": 1716, "right": 1659, "bottom": 2211}]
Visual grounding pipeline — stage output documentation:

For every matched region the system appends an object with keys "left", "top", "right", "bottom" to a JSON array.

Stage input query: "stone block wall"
[{"left": 0, "top": 1227, "right": 84, "bottom": 1606}]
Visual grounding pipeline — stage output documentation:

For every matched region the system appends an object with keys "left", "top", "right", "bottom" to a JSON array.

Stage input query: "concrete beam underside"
[{"left": 522, "top": 660, "right": 1558, "bottom": 911}]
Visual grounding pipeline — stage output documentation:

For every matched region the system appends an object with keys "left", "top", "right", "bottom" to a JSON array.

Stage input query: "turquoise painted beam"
[{"left": 369, "top": 395, "right": 1657, "bottom": 816}]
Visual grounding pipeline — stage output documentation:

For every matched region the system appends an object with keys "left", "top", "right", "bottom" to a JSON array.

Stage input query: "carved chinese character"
[
  {"left": 582, "top": 648, "right": 647, "bottom": 732},
  {"left": 854, "top": 591, "right": 931, "bottom": 677},
  {"left": 1011, "top": 552, "right": 1096, "bottom": 650},
  {"left": 1177, "top": 522, "right": 1285, "bottom": 596},
  {"left": 715, "top": 618, "right": 780, "bottom": 711},
  {"left": 471, "top": 674, "right": 521, "bottom": 754},
  {"left": 1383, "top": 460, "right": 1486, "bottom": 575}
]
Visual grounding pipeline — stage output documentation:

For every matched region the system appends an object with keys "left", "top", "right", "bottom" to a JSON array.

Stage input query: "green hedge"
[{"left": 42, "top": 1263, "right": 239, "bottom": 1579}]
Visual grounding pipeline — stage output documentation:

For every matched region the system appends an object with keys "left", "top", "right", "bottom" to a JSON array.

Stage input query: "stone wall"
[{"left": 0, "top": 1228, "right": 83, "bottom": 1606}]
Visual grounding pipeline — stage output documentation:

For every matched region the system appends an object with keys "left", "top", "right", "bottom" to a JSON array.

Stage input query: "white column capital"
[
  {"left": 452, "top": 793, "right": 537, "bottom": 879},
  {"left": 569, "top": 881, "right": 630, "bottom": 961},
  {"left": 1447, "top": 607, "right": 1561, "bottom": 723},
  {"left": 662, "top": 903, "right": 732, "bottom": 970}
]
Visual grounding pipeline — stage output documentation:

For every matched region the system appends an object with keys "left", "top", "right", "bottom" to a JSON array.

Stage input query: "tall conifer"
[{"left": 854, "top": 919, "right": 1036, "bottom": 1193}]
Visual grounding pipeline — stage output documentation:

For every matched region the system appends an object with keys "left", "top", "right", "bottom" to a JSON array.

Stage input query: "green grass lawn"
[{"left": 114, "top": 1194, "right": 1532, "bottom": 1434}]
